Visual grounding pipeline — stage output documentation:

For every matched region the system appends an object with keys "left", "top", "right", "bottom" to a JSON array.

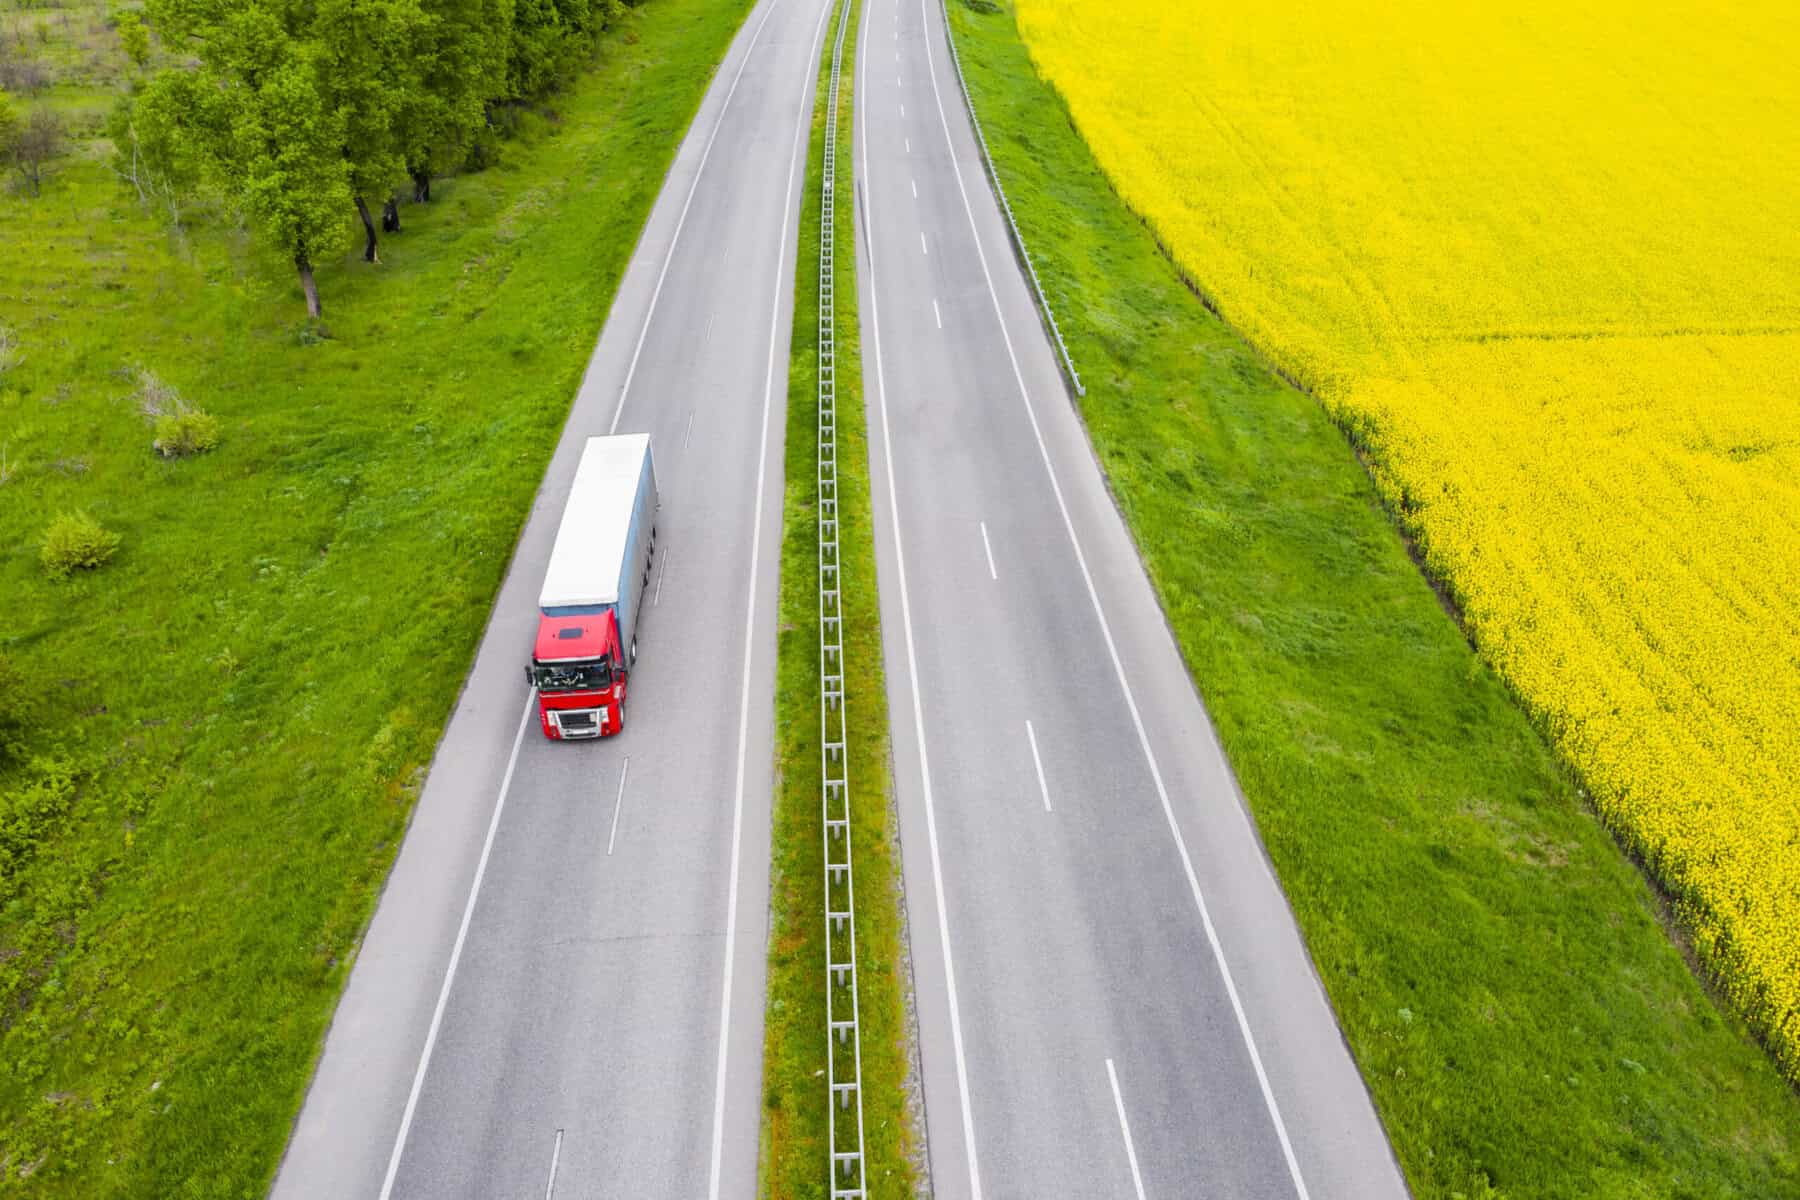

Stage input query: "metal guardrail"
[
  {"left": 818, "top": 0, "right": 868, "bottom": 1195},
  {"left": 934, "top": 0, "right": 1085, "bottom": 396}
]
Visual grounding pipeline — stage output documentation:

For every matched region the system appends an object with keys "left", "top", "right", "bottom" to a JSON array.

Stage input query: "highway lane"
[
  {"left": 854, "top": 0, "right": 1412, "bottom": 1196},
  {"left": 270, "top": 0, "right": 832, "bottom": 1194}
]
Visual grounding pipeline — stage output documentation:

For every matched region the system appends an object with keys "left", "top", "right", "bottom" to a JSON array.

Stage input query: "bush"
[
  {"left": 153, "top": 407, "right": 220, "bottom": 457},
  {"left": 135, "top": 367, "right": 219, "bottom": 457},
  {"left": 41, "top": 511, "right": 121, "bottom": 578}
]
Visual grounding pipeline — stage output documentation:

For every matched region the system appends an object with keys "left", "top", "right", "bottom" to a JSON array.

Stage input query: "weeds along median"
[
  {"left": 942, "top": 1, "right": 1800, "bottom": 1196},
  {"left": 0, "top": 0, "right": 751, "bottom": 1190},
  {"left": 758, "top": 0, "right": 920, "bottom": 1193}
]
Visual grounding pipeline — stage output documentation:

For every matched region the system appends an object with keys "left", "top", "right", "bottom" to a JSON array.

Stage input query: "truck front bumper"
[{"left": 547, "top": 706, "right": 608, "bottom": 739}]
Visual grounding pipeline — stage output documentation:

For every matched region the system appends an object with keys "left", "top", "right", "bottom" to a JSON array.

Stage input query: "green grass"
[
  {"left": 0, "top": 0, "right": 751, "bottom": 1190},
  {"left": 944, "top": 1, "right": 1800, "bottom": 1196},
  {"left": 758, "top": 0, "right": 919, "bottom": 1194}
]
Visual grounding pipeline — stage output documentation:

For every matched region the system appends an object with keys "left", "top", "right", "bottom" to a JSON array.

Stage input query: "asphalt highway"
[
  {"left": 270, "top": 0, "right": 832, "bottom": 1193},
  {"left": 854, "top": 0, "right": 1413, "bottom": 1196}
]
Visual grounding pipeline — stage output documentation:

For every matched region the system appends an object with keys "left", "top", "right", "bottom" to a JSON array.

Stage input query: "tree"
[
  {"left": 234, "top": 56, "right": 353, "bottom": 315},
  {"left": 506, "top": 0, "right": 619, "bottom": 101},
  {"left": 108, "top": 85, "right": 202, "bottom": 225},
  {"left": 314, "top": 0, "right": 426, "bottom": 262},
  {"left": 142, "top": 0, "right": 352, "bottom": 315},
  {"left": 117, "top": 10, "right": 152, "bottom": 69},
  {"left": 394, "top": 0, "right": 511, "bottom": 206},
  {"left": 8, "top": 106, "right": 63, "bottom": 196}
]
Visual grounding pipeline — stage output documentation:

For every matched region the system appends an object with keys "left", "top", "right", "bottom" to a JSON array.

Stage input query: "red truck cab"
[{"left": 529, "top": 608, "right": 627, "bottom": 740}]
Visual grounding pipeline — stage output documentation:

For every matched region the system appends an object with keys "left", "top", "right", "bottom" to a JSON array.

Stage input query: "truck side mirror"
[{"left": 523, "top": 665, "right": 534, "bottom": 688}]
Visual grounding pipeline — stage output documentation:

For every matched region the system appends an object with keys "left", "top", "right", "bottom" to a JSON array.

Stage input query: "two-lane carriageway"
[
  {"left": 271, "top": 0, "right": 833, "bottom": 1193},
  {"left": 853, "top": 0, "right": 1413, "bottom": 1195}
]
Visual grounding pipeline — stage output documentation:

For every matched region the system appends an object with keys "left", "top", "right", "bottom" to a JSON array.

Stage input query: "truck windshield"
[
  {"left": 532, "top": 659, "right": 613, "bottom": 692},
  {"left": 542, "top": 604, "right": 610, "bottom": 618}
]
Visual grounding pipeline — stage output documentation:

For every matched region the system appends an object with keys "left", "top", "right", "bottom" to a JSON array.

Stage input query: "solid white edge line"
[
  {"left": 978, "top": 519, "right": 996, "bottom": 579},
  {"left": 606, "top": 756, "right": 631, "bottom": 856},
  {"left": 543, "top": 1128, "right": 565, "bottom": 1200},
  {"left": 610, "top": 0, "right": 788, "bottom": 435},
  {"left": 919, "top": 0, "right": 1312, "bottom": 1195},
  {"left": 860, "top": 1, "right": 985, "bottom": 1194},
  {"left": 378, "top": 690, "right": 537, "bottom": 1199},
  {"left": 1025, "top": 719, "right": 1051, "bottom": 813},
  {"left": 706, "top": 0, "right": 836, "bottom": 1193},
  {"left": 1106, "top": 1059, "right": 1148, "bottom": 1200}
]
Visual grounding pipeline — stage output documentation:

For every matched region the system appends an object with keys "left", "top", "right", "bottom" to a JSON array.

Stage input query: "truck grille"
[{"left": 557, "top": 710, "right": 600, "bottom": 738}]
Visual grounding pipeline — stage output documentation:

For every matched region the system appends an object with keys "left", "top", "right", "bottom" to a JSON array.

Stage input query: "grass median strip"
[
  {"left": 943, "top": 1, "right": 1800, "bottom": 1196},
  {"left": 758, "top": 0, "right": 920, "bottom": 1193},
  {"left": 0, "top": 0, "right": 751, "bottom": 1190}
]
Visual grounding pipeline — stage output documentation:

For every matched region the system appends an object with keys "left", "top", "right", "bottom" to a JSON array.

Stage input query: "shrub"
[
  {"left": 41, "top": 511, "right": 121, "bottom": 578},
  {"left": 135, "top": 367, "right": 219, "bottom": 457},
  {"left": 152, "top": 407, "right": 220, "bottom": 457}
]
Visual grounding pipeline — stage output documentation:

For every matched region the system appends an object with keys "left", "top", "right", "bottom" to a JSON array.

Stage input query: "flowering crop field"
[{"left": 1011, "top": 0, "right": 1800, "bottom": 1078}]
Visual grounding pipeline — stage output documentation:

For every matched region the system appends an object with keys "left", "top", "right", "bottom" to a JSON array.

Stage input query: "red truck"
[{"left": 526, "top": 434, "right": 659, "bottom": 739}]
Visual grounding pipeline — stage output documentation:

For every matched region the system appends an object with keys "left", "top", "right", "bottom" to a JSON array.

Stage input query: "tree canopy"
[{"left": 134, "top": 0, "right": 637, "bottom": 314}]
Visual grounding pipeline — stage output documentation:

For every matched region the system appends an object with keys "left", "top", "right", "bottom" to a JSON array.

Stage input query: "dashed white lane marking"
[
  {"left": 906, "top": 136, "right": 911, "bottom": 153},
  {"left": 1029, "top": 723, "right": 1051, "bottom": 816},
  {"left": 921, "top": 231, "right": 929, "bottom": 256},
  {"left": 917, "top": 0, "right": 1310, "bottom": 1190},
  {"left": 684, "top": 409, "right": 696, "bottom": 450},
  {"left": 378, "top": 691, "right": 536, "bottom": 1199},
  {"left": 901, "top": 102, "right": 906, "bottom": 116},
  {"left": 911, "top": 177, "right": 917, "bottom": 198},
  {"left": 979, "top": 520, "right": 996, "bottom": 579},
  {"left": 933, "top": 298, "right": 943, "bottom": 329},
  {"left": 543, "top": 1129, "right": 565, "bottom": 1200},
  {"left": 655, "top": 545, "right": 671, "bottom": 605},
  {"left": 1026, "top": 720, "right": 1051, "bottom": 813},
  {"left": 606, "top": 757, "right": 631, "bottom": 856},
  {"left": 1107, "top": 1060, "right": 1148, "bottom": 1200}
]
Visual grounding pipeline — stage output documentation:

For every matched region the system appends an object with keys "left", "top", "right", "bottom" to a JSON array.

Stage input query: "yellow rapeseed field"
[{"left": 1010, "top": 0, "right": 1800, "bottom": 1077}]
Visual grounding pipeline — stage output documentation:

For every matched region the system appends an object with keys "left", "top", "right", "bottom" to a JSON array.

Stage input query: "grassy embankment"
[
  {"left": 759, "top": 0, "right": 918, "bottom": 1194},
  {"left": 945, "top": 1, "right": 1800, "bottom": 1196},
  {"left": 0, "top": 0, "right": 750, "bottom": 1189}
]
